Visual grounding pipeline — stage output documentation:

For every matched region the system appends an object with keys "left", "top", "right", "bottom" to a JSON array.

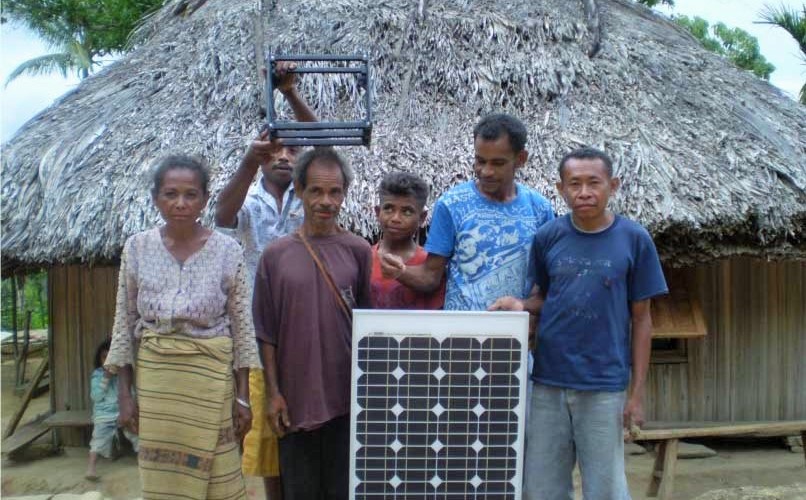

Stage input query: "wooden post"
[
  {"left": 801, "top": 430, "right": 805, "bottom": 467},
  {"left": 10, "top": 276, "right": 18, "bottom": 358},
  {"left": 658, "top": 438, "right": 678, "bottom": 500},
  {"left": 647, "top": 438, "right": 679, "bottom": 499},
  {"left": 647, "top": 440, "right": 665, "bottom": 497},
  {"left": 15, "top": 311, "right": 32, "bottom": 390},
  {"left": 252, "top": 0, "right": 268, "bottom": 113},
  {"left": 3, "top": 356, "right": 49, "bottom": 439}
]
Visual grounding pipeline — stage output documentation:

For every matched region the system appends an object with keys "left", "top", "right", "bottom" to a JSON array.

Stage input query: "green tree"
[
  {"left": 2, "top": 0, "right": 164, "bottom": 85},
  {"left": 675, "top": 15, "right": 776, "bottom": 80},
  {"left": 758, "top": 3, "right": 806, "bottom": 103},
  {"left": 636, "top": 0, "right": 675, "bottom": 7},
  {"left": 1, "top": 271, "right": 48, "bottom": 331}
]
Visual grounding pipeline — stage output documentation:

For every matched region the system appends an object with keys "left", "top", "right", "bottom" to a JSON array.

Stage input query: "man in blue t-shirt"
[
  {"left": 378, "top": 113, "right": 554, "bottom": 311},
  {"left": 504, "top": 147, "right": 667, "bottom": 499}
]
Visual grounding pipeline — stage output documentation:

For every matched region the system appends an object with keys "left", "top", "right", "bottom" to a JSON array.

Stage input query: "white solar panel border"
[{"left": 349, "top": 309, "right": 530, "bottom": 499}]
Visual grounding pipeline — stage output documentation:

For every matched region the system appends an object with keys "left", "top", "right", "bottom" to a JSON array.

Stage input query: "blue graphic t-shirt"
[
  {"left": 531, "top": 214, "right": 668, "bottom": 391},
  {"left": 425, "top": 181, "right": 554, "bottom": 311}
]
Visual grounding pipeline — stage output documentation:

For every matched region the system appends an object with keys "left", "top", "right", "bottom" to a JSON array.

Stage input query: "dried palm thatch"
[{"left": 2, "top": 0, "right": 804, "bottom": 269}]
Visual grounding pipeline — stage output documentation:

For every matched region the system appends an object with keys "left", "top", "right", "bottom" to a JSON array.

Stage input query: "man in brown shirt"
[{"left": 252, "top": 147, "right": 372, "bottom": 500}]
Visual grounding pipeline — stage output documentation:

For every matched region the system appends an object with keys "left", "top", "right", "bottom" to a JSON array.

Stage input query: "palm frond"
[
  {"left": 4, "top": 53, "right": 74, "bottom": 86},
  {"left": 758, "top": 3, "right": 806, "bottom": 56}
]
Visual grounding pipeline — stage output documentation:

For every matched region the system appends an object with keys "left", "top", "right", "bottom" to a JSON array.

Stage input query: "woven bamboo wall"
[{"left": 646, "top": 258, "right": 806, "bottom": 421}]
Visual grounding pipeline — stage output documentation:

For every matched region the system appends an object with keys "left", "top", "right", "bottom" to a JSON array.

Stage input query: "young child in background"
[
  {"left": 86, "top": 338, "right": 139, "bottom": 481},
  {"left": 372, "top": 172, "right": 445, "bottom": 309}
]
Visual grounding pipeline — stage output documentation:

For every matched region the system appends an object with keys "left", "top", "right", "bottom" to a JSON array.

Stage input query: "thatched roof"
[{"left": 2, "top": 0, "right": 805, "bottom": 269}]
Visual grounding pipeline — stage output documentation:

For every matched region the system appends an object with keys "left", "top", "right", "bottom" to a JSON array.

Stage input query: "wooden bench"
[
  {"left": 43, "top": 410, "right": 92, "bottom": 428},
  {"left": 44, "top": 409, "right": 93, "bottom": 447},
  {"left": 1, "top": 416, "right": 51, "bottom": 456},
  {"left": 633, "top": 420, "right": 806, "bottom": 500},
  {"left": 2, "top": 410, "right": 93, "bottom": 456}
]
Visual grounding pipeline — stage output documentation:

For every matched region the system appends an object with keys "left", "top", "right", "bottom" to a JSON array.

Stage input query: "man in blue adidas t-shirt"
[
  {"left": 379, "top": 113, "right": 554, "bottom": 311},
  {"left": 514, "top": 147, "right": 668, "bottom": 499}
]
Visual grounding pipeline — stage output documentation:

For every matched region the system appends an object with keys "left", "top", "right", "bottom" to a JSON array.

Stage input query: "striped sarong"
[{"left": 136, "top": 332, "right": 246, "bottom": 500}]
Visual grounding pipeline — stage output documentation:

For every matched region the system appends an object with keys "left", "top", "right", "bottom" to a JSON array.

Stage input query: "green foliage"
[
  {"left": 675, "top": 15, "right": 776, "bottom": 80},
  {"left": 4, "top": 53, "right": 78, "bottom": 81},
  {"left": 758, "top": 3, "right": 806, "bottom": 103},
  {"left": 759, "top": 3, "right": 806, "bottom": 55},
  {"left": 1, "top": 272, "right": 49, "bottom": 332},
  {"left": 636, "top": 0, "right": 675, "bottom": 7},
  {"left": 2, "top": 0, "right": 164, "bottom": 84}
]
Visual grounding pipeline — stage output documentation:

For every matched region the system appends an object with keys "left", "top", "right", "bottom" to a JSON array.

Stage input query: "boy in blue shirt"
[{"left": 502, "top": 147, "right": 667, "bottom": 499}]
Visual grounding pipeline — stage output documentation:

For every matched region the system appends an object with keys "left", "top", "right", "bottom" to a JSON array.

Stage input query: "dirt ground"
[{"left": 2, "top": 357, "right": 804, "bottom": 499}]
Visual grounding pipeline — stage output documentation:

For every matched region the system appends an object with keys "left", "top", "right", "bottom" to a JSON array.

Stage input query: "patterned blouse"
[{"left": 106, "top": 228, "right": 261, "bottom": 370}]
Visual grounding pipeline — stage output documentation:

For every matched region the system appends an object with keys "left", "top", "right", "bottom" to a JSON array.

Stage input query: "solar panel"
[{"left": 350, "top": 310, "right": 529, "bottom": 499}]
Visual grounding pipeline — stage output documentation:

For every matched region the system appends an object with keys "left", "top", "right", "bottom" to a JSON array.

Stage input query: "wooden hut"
[{"left": 2, "top": 0, "right": 804, "bottom": 445}]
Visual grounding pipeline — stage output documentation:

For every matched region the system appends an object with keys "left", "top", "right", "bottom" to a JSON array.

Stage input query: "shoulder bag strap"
[{"left": 297, "top": 230, "right": 353, "bottom": 323}]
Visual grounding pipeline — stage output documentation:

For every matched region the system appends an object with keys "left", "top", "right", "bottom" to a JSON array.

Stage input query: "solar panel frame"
[{"left": 350, "top": 310, "right": 530, "bottom": 499}]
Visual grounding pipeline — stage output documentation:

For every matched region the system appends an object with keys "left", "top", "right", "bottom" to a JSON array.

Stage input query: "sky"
[
  {"left": 0, "top": 0, "right": 803, "bottom": 142},
  {"left": 659, "top": 0, "right": 804, "bottom": 99}
]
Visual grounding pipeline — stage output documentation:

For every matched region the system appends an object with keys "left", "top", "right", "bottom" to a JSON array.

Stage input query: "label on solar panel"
[{"left": 350, "top": 310, "right": 529, "bottom": 499}]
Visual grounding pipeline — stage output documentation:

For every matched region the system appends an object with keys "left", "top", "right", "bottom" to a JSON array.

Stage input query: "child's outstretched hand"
[{"left": 379, "top": 251, "right": 406, "bottom": 280}]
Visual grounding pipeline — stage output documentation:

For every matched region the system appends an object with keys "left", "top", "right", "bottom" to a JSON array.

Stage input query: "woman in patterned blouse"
[{"left": 105, "top": 154, "right": 261, "bottom": 500}]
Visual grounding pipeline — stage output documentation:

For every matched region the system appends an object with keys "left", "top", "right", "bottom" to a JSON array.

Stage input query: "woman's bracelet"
[{"left": 235, "top": 397, "right": 251, "bottom": 409}]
